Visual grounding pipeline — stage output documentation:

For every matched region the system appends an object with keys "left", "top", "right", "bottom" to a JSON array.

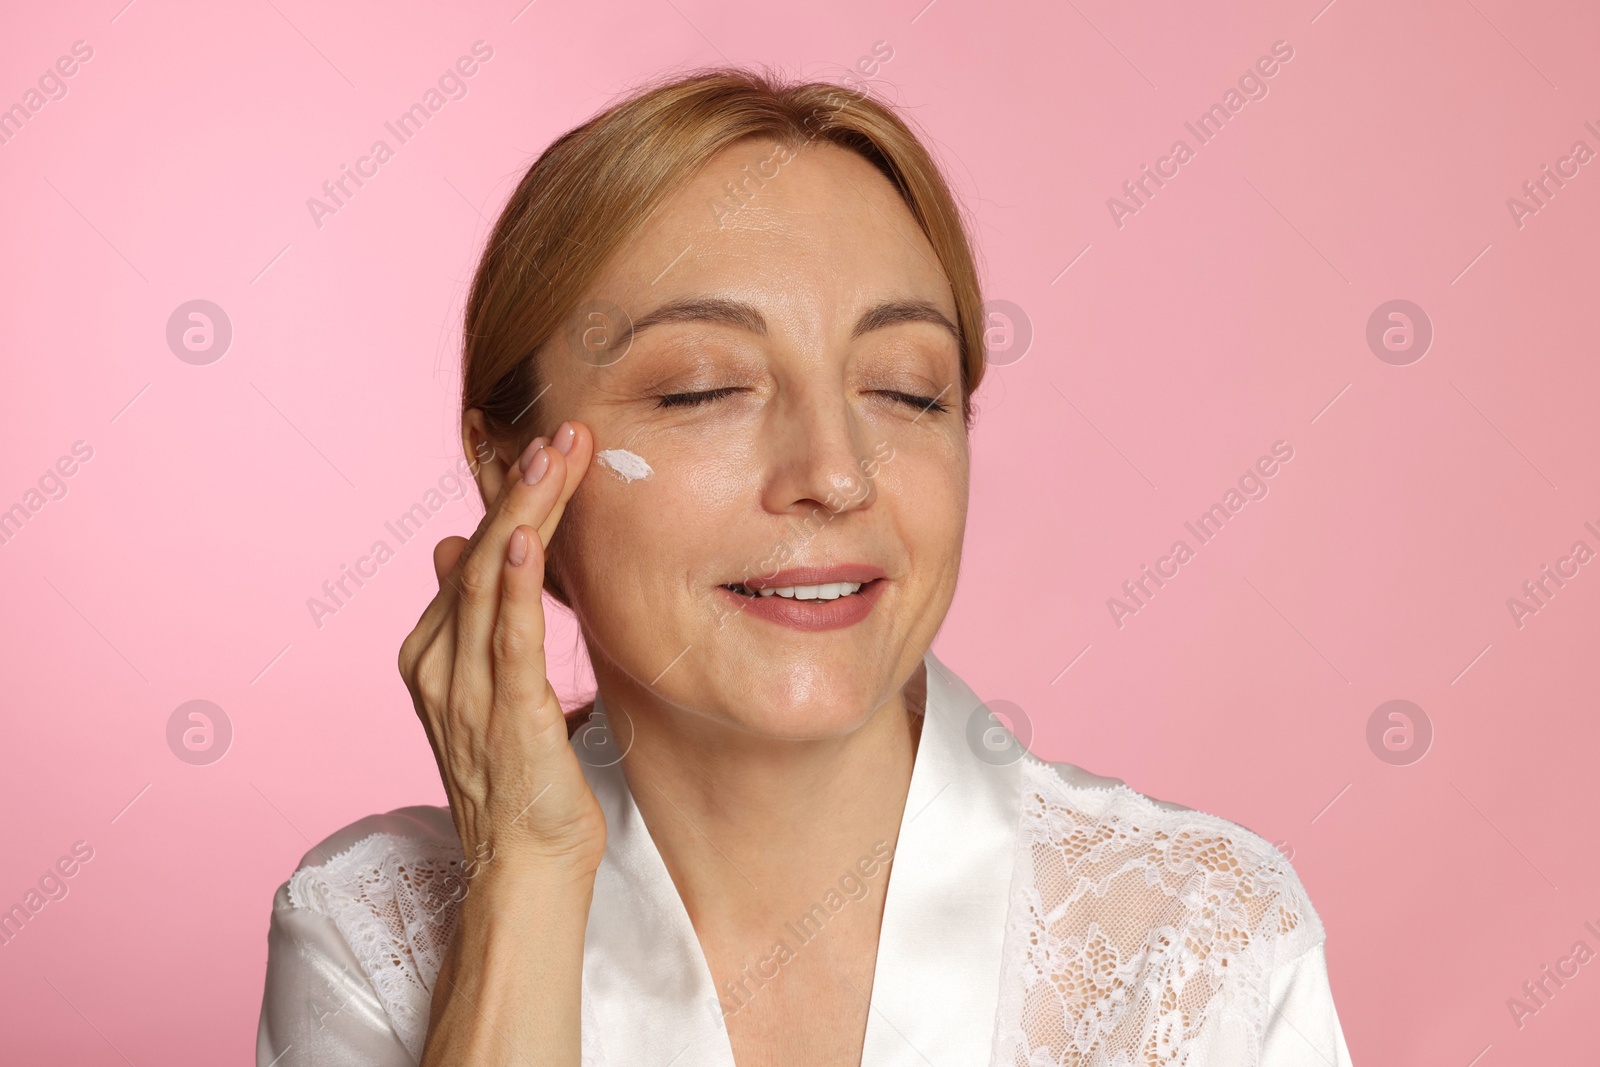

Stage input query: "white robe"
[{"left": 257, "top": 651, "right": 1354, "bottom": 1065}]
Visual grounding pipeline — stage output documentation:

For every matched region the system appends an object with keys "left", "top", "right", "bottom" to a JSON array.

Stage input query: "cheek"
[
  {"left": 560, "top": 445, "right": 755, "bottom": 609},
  {"left": 555, "top": 479, "right": 676, "bottom": 668},
  {"left": 560, "top": 479, "right": 664, "bottom": 603},
  {"left": 877, "top": 440, "right": 969, "bottom": 561}
]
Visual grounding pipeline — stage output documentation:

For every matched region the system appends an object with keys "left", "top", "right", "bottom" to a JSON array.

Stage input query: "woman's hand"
[
  {"left": 401, "top": 421, "right": 601, "bottom": 1064},
  {"left": 399, "top": 420, "right": 605, "bottom": 881}
]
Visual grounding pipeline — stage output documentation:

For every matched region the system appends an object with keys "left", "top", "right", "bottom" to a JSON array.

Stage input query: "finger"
[
  {"left": 398, "top": 534, "right": 477, "bottom": 665},
  {"left": 417, "top": 423, "right": 584, "bottom": 718},
  {"left": 453, "top": 420, "right": 590, "bottom": 626},
  {"left": 534, "top": 422, "right": 595, "bottom": 550},
  {"left": 401, "top": 607, "right": 458, "bottom": 782},
  {"left": 434, "top": 536, "right": 469, "bottom": 587},
  {"left": 450, "top": 438, "right": 572, "bottom": 721},
  {"left": 490, "top": 524, "right": 560, "bottom": 730},
  {"left": 400, "top": 537, "right": 469, "bottom": 696},
  {"left": 413, "top": 426, "right": 546, "bottom": 643},
  {"left": 443, "top": 436, "right": 547, "bottom": 597}
]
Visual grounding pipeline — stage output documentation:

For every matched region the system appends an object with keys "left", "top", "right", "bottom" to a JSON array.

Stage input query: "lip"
[
  {"left": 734, "top": 564, "right": 887, "bottom": 590},
  {"left": 718, "top": 564, "right": 888, "bottom": 632}
]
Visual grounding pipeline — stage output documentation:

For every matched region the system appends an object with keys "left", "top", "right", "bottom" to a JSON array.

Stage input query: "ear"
[{"left": 461, "top": 408, "right": 515, "bottom": 508}]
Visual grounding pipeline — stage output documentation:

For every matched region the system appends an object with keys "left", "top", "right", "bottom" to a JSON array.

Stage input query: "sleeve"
[
  {"left": 257, "top": 879, "right": 417, "bottom": 1067},
  {"left": 255, "top": 805, "right": 462, "bottom": 1066},
  {"left": 1258, "top": 941, "right": 1355, "bottom": 1067}
]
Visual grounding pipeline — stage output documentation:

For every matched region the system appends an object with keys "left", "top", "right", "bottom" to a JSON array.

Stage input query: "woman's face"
[{"left": 541, "top": 140, "right": 969, "bottom": 740}]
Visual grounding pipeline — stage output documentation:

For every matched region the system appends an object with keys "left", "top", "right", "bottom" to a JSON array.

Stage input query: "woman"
[{"left": 256, "top": 68, "right": 1353, "bottom": 1066}]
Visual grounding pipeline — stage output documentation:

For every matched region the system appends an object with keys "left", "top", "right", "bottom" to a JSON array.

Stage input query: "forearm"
[{"left": 420, "top": 861, "right": 595, "bottom": 1067}]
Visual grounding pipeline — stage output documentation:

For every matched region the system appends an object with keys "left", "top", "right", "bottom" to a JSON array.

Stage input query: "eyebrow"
[{"left": 622, "top": 296, "right": 961, "bottom": 349}]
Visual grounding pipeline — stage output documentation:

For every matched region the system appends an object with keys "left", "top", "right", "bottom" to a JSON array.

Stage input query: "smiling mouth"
[
  {"left": 723, "top": 580, "right": 871, "bottom": 601},
  {"left": 717, "top": 567, "right": 888, "bottom": 631}
]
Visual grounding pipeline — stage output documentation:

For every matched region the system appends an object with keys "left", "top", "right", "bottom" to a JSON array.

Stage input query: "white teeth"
[{"left": 756, "top": 581, "right": 862, "bottom": 601}]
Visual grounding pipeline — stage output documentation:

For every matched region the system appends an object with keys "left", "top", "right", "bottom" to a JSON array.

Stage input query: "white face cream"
[{"left": 595, "top": 448, "right": 653, "bottom": 483}]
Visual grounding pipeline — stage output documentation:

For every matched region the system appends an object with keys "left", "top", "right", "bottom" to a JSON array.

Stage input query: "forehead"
[{"left": 583, "top": 141, "right": 955, "bottom": 323}]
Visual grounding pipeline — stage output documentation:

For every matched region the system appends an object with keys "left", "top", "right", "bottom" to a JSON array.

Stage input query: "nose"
[{"left": 757, "top": 386, "right": 878, "bottom": 523}]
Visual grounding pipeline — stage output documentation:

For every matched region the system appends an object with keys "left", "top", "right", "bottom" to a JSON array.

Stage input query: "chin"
[{"left": 708, "top": 652, "right": 894, "bottom": 742}]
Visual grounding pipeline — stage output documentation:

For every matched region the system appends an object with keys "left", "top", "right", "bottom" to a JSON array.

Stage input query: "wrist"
[{"left": 458, "top": 853, "right": 599, "bottom": 911}]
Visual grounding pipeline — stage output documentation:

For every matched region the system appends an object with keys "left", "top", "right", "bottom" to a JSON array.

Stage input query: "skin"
[{"left": 402, "top": 139, "right": 971, "bottom": 1067}]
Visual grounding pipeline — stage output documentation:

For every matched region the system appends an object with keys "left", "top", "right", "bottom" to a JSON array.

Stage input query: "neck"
[{"left": 593, "top": 664, "right": 926, "bottom": 940}]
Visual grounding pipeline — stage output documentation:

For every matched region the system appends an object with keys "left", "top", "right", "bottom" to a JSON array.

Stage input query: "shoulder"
[
  {"left": 278, "top": 805, "right": 460, "bottom": 884},
  {"left": 1015, "top": 754, "right": 1326, "bottom": 965},
  {"left": 995, "top": 757, "right": 1343, "bottom": 1065},
  {"left": 294, "top": 804, "right": 460, "bottom": 871},
  {"left": 262, "top": 806, "right": 460, "bottom": 1063},
  {"left": 276, "top": 804, "right": 463, "bottom": 918}
]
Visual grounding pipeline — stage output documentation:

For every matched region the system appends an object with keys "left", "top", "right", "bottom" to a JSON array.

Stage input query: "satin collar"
[{"left": 574, "top": 651, "right": 1021, "bottom": 1066}]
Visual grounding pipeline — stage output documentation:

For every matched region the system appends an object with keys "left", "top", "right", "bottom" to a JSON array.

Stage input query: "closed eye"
[
  {"left": 656, "top": 386, "right": 950, "bottom": 414},
  {"left": 875, "top": 390, "right": 951, "bottom": 415},
  {"left": 655, "top": 386, "right": 743, "bottom": 409}
]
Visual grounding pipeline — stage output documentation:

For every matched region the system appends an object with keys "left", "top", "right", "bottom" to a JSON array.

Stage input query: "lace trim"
[
  {"left": 991, "top": 757, "right": 1323, "bottom": 1066},
  {"left": 287, "top": 831, "right": 467, "bottom": 1061}
]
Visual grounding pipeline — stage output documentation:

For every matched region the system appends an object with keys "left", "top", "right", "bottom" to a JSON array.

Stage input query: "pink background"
[{"left": 2, "top": 0, "right": 1597, "bottom": 1061}]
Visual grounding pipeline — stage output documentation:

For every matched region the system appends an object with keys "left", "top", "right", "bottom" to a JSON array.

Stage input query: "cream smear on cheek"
[{"left": 595, "top": 448, "right": 653, "bottom": 483}]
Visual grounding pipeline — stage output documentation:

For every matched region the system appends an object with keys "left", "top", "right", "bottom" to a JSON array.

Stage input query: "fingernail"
[
  {"left": 507, "top": 528, "right": 528, "bottom": 567},
  {"left": 553, "top": 422, "right": 575, "bottom": 456},
  {"left": 523, "top": 447, "right": 550, "bottom": 485},
  {"left": 517, "top": 436, "right": 548, "bottom": 476}
]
